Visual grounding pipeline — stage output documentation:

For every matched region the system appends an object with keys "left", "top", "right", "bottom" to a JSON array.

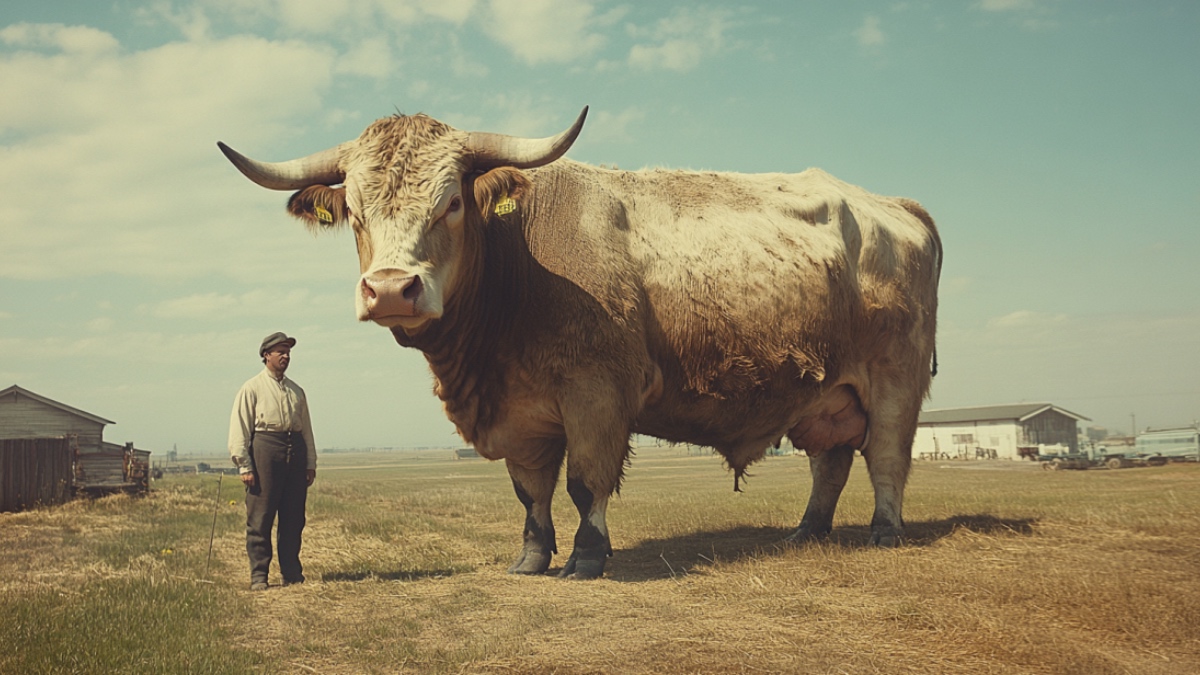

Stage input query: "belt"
[{"left": 256, "top": 430, "right": 301, "bottom": 439}]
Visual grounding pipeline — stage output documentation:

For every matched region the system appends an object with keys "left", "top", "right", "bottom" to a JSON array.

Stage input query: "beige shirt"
[{"left": 228, "top": 368, "right": 317, "bottom": 473}]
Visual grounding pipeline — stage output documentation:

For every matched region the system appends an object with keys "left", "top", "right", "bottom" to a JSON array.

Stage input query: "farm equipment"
[
  {"left": 1039, "top": 453, "right": 1092, "bottom": 470},
  {"left": 1095, "top": 453, "right": 1168, "bottom": 470},
  {"left": 1038, "top": 449, "right": 1168, "bottom": 471}
]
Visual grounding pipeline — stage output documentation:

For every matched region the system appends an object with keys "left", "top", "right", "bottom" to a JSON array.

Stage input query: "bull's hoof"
[
  {"left": 784, "top": 522, "right": 830, "bottom": 543},
  {"left": 869, "top": 529, "right": 904, "bottom": 548},
  {"left": 556, "top": 551, "right": 605, "bottom": 580},
  {"left": 507, "top": 548, "right": 552, "bottom": 575}
]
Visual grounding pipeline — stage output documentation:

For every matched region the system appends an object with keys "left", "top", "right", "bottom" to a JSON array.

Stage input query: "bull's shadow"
[{"left": 598, "top": 514, "right": 1037, "bottom": 583}]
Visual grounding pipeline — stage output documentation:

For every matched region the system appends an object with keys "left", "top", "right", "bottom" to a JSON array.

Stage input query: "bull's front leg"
[
  {"left": 506, "top": 453, "right": 563, "bottom": 575},
  {"left": 558, "top": 476, "right": 616, "bottom": 579},
  {"left": 557, "top": 393, "right": 630, "bottom": 580}
]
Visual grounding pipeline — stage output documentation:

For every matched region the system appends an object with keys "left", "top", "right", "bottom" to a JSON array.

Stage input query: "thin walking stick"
[{"left": 205, "top": 472, "right": 224, "bottom": 577}]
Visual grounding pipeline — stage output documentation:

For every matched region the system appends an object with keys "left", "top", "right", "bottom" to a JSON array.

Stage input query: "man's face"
[{"left": 265, "top": 345, "right": 291, "bottom": 374}]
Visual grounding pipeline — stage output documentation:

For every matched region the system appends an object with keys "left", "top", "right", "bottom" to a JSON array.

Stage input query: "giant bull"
[{"left": 218, "top": 107, "right": 941, "bottom": 579}]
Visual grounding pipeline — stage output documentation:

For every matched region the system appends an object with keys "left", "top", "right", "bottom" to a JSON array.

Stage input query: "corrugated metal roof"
[
  {"left": 919, "top": 403, "right": 1089, "bottom": 425},
  {"left": 0, "top": 385, "right": 115, "bottom": 426}
]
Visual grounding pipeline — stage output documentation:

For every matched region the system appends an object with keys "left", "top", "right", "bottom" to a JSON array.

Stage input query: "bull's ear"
[
  {"left": 471, "top": 167, "right": 531, "bottom": 220},
  {"left": 287, "top": 185, "right": 349, "bottom": 230}
]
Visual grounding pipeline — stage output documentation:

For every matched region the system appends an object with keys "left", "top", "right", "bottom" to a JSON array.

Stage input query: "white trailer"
[{"left": 1135, "top": 427, "right": 1200, "bottom": 462}]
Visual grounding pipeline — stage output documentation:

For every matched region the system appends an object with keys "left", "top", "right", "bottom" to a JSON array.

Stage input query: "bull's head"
[{"left": 218, "top": 107, "right": 587, "bottom": 333}]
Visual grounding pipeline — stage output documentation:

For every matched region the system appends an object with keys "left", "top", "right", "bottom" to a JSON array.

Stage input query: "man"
[{"left": 228, "top": 331, "right": 318, "bottom": 591}]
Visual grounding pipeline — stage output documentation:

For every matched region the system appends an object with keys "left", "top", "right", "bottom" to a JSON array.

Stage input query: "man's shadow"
[
  {"left": 321, "top": 568, "right": 462, "bottom": 582},
  {"left": 602, "top": 514, "right": 1037, "bottom": 582}
]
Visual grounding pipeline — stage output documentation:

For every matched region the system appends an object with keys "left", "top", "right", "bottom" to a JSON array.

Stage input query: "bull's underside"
[{"left": 218, "top": 107, "right": 941, "bottom": 580}]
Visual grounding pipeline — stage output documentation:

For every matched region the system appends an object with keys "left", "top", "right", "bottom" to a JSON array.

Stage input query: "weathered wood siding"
[
  {"left": 0, "top": 390, "right": 105, "bottom": 453},
  {"left": 1021, "top": 410, "right": 1080, "bottom": 453},
  {"left": 0, "top": 437, "right": 73, "bottom": 511}
]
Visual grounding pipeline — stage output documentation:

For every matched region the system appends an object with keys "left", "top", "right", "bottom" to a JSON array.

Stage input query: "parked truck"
[{"left": 1036, "top": 442, "right": 1169, "bottom": 471}]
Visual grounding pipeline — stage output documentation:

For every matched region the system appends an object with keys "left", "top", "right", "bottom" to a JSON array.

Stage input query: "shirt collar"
[{"left": 261, "top": 367, "right": 287, "bottom": 384}]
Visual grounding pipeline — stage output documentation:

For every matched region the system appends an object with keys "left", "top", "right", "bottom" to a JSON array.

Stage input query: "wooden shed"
[{"left": 0, "top": 385, "right": 151, "bottom": 505}]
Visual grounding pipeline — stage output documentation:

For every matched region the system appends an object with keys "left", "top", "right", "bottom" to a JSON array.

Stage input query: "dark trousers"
[{"left": 246, "top": 431, "right": 308, "bottom": 582}]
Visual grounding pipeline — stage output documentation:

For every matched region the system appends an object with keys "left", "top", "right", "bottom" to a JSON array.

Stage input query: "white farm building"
[{"left": 913, "top": 403, "right": 1090, "bottom": 461}]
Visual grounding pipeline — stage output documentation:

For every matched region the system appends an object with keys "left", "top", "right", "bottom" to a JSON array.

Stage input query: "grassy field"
[{"left": 2, "top": 447, "right": 1199, "bottom": 674}]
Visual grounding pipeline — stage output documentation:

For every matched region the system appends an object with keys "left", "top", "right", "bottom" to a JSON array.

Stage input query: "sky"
[{"left": 1, "top": 1, "right": 1197, "bottom": 454}]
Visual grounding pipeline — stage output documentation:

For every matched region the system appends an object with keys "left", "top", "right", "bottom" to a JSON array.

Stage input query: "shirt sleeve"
[
  {"left": 228, "top": 383, "right": 255, "bottom": 474},
  {"left": 298, "top": 386, "right": 318, "bottom": 470}
]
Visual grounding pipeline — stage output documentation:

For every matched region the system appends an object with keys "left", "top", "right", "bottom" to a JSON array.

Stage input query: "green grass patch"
[{"left": 0, "top": 575, "right": 260, "bottom": 674}]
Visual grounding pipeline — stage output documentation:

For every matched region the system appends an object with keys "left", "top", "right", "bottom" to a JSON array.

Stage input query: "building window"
[{"left": 952, "top": 434, "right": 975, "bottom": 445}]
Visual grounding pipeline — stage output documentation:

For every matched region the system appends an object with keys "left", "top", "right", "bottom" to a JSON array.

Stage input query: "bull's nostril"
[
  {"left": 403, "top": 276, "right": 423, "bottom": 301},
  {"left": 361, "top": 271, "right": 421, "bottom": 317}
]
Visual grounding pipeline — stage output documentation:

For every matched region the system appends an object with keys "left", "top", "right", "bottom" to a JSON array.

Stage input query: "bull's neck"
[{"left": 392, "top": 218, "right": 537, "bottom": 440}]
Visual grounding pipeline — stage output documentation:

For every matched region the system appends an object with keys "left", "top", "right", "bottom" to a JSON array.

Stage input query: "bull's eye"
[{"left": 447, "top": 196, "right": 462, "bottom": 214}]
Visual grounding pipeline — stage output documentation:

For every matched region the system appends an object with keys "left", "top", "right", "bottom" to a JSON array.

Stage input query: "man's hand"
[
  {"left": 240, "top": 472, "right": 256, "bottom": 487},
  {"left": 306, "top": 470, "right": 316, "bottom": 487}
]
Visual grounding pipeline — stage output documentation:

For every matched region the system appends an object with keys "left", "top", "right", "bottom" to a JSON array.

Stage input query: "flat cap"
[{"left": 259, "top": 331, "right": 297, "bottom": 357}]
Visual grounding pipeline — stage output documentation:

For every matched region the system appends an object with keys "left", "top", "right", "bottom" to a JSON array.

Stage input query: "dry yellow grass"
[{"left": 3, "top": 448, "right": 1199, "bottom": 674}]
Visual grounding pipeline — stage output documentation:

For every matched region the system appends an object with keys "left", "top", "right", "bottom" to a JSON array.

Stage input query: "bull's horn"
[
  {"left": 465, "top": 106, "right": 588, "bottom": 170},
  {"left": 216, "top": 142, "right": 347, "bottom": 191}
]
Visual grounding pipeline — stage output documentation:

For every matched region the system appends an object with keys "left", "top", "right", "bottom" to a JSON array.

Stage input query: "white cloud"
[
  {"left": 275, "top": 0, "right": 358, "bottom": 34},
  {"left": 86, "top": 317, "right": 116, "bottom": 332},
  {"left": 0, "top": 23, "right": 120, "bottom": 54},
  {"left": 443, "top": 94, "right": 588, "bottom": 140},
  {"left": 974, "top": 0, "right": 1055, "bottom": 30},
  {"left": 336, "top": 36, "right": 394, "bottom": 78},
  {"left": 0, "top": 25, "right": 347, "bottom": 282},
  {"left": 149, "top": 293, "right": 239, "bottom": 319},
  {"left": 410, "top": 0, "right": 476, "bottom": 24},
  {"left": 587, "top": 107, "right": 644, "bottom": 145},
  {"left": 481, "top": 0, "right": 606, "bottom": 65},
  {"left": 629, "top": 40, "right": 702, "bottom": 72},
  {"left": 147, "top": 289, "right": 335, "bottom": 320},
  {"left": 626, "top": 7, "right": 731, "bottom": 73},
  {"left": 986, "top": 309, "right": 1068, "bottom": 330},
  {"left": 444, "top": 33, "right": 488, "bottom": 78},
  {"left": 134, "top": 3, "right": 212, "bottom": 41},
  {"left": 942, "top": 276, "right": 973, "bottom": 295},
  {"left": 855, "top": 15, "right": 885, "bottom": 47},
  {"left": 978, "top": 0, "right": 1035, "bottom": 11}
]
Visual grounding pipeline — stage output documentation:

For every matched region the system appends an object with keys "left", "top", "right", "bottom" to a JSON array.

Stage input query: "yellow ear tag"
[
  {"left": 494, "top": 195, "right": 516, "bottom": 216},
  {"left": 314, "top": 205, "right": 334, "bottom": 224}
]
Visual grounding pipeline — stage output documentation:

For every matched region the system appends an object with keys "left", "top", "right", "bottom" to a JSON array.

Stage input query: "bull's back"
[{"left": 523, "top": 162, "right": 939, "bottom": 442}]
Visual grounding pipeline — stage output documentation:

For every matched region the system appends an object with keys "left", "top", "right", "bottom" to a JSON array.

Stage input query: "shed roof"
[
  {"left": 919, "top": 403, "right": 1089, "bottom": 425},
  {"left": 0, "top": 385, "right": 114, "bottom": 426}
]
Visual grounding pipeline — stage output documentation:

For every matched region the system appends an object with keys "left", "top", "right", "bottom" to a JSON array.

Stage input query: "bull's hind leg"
[
  {"left": 787, "top": 446, "right": 854, "bottom": 542},
  {"left": 861, "top": 382, "right": 920, "bottom": 547},
  {"left": 506, "top": 448, "right": 564, "bottom": 575}
]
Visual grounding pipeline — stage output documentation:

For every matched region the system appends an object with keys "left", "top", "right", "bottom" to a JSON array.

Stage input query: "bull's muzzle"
[{"left": 361, "top": 271, "right": 423, "bottom": 320}]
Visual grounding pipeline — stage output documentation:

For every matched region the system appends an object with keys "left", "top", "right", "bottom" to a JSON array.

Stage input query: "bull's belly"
[{"left": 635, "top": 383, "right": 867, "bottom": 456}]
